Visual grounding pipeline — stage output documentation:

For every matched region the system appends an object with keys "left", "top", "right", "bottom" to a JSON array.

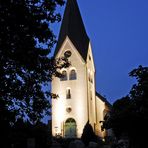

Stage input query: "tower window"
[
  {"left": 88, "top": 73, "right": 91, "bottom": 82},
  {"left": 69, "top": 69, "right": 77, "bottom": 80},
  {"left": 60, "top": 70, "right": 67, "bottom": 81},
  {"left": 90, "top": 76, "right": 93, "bottom": 83},
  {"left": 90, "top": 90, "right": 92, "bottom": 100},
  {"left": 88, "top": 71, "right": 93, "bottom": 83},
  {"left": 66, "top": 88, "right": 71, "bottom": 99},
  {"left": 89, "top": 55, "right": 91, "bottom": 60}
]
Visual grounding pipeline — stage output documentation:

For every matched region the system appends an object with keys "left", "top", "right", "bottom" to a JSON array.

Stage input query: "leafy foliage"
[
  {"left": 102, "top": 66, "right": 148, "bottom": 148},
  {"left": 0, "top": 0, "right": 68, "bottom": 125}
]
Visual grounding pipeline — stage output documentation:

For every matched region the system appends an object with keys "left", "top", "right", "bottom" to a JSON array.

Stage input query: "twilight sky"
[{"left": 52, "top": 0, "right": 148, "bottom": 104}]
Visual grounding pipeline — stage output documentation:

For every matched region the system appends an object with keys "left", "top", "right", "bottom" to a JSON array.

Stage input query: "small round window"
[
  {"left": 64, "top": 50, "right": 72, "bottom": 58},
  {"left": 66, "top": 107, "right": 72, "bottom": 113}
]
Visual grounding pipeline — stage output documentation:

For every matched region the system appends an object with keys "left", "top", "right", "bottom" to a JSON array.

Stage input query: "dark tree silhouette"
[
  {"left": 102, "top": 66, "right": 148, "bottom": 148},
  {"left": 0, "top": 0, "right": 70, "bottom": 147},
  {"left": 0, "top": 0, "right": 69, "bottom": 123},
  {"left": 9, "top": 119, "right": 51, "bottom": 148},
  {"left": 81, "top": 121, "right": 98, "bottom": 146}
]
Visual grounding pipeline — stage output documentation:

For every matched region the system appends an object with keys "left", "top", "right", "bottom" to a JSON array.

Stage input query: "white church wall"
[
  {"left": 52, "top": 38, "right": 89, "bottom": 138},
  {"left": 96, "top": 96, "right": 106, "bottom": 138},
  {"left": 86, "top": 43, "right": 96, "bottom": 129}
]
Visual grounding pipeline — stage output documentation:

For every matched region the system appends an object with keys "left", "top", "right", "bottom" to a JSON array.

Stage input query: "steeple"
[{"left": 54, "top": 0, "right": 90, "bottom": 61}]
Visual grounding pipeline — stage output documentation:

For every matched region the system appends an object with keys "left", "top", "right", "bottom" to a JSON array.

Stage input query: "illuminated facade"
[{"left": 52, "top": 0, "right": 111, "bottom": 138}]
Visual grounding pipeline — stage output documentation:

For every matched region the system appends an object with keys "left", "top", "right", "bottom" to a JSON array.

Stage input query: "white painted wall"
[
  {"left": 52, "top": 37, "right": 88, "bottom": 138},
  {"left": 86, "top": 43, "right": 96, "bottom": 129}
]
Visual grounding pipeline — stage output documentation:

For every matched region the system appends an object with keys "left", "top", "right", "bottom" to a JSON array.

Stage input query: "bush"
[{"left": 81, "top": 121, "right": 99, "bottom": 146}]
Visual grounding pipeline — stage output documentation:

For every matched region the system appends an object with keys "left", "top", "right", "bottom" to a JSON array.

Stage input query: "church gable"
[{"left": 56, "top": 37, "right": 86, "bottom": 64}]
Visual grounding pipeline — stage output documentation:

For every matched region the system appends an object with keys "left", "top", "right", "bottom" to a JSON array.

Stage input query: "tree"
[
  {"left": 0, "top": 0, "right": 69, "bottom": 124},
  {"left": 102, "top": 66, "right": 148, "bottom": 148},
  {"left": 81, "top": 121, "right": 98, "bottom": 146},
  {"left": 102, "top": 96, "right": 132, "bottom": 138},
  {"left": 0, "top": 0, "right": 70, "bottom": 147},
  {"left": 128, "top": 66, "right": 148, "bottom": 148}
]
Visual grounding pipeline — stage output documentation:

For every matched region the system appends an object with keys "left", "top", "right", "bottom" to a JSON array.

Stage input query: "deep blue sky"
[{"left": 52, "top": 0, "right": 148, "bottom": 104}]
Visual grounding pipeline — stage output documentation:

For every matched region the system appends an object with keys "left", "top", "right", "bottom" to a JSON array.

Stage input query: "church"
[{"left": 52, "top": 0, "right": 111, "bottom": 139}]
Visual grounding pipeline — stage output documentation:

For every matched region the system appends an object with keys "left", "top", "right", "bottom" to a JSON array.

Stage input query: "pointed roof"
[{"left": 54, "top": 0, "right": 90, "bottom": 61}]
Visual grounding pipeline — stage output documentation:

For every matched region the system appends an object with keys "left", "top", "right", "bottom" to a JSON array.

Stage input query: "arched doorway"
[{"left": 64, "top": 118, "right": 77, "bottom": 138}]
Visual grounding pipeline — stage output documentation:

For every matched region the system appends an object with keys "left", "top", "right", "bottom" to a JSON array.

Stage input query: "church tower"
[{"left": 52, "top": 0, "right": 111, "bottom": 138}]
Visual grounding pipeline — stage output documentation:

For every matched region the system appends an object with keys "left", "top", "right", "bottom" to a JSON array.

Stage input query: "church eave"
[{"left": 96, "top": 91, "right": 112, "bottom": 108}]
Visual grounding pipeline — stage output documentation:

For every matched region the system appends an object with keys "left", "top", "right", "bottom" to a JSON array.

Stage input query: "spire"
[{"left": 54, "top": 0, "right": 90, "bottom": 61}]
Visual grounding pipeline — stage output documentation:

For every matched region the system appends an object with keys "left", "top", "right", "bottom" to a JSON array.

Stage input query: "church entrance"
[{"left": 64, "top": 118, "right": 77, "bottom": 138}]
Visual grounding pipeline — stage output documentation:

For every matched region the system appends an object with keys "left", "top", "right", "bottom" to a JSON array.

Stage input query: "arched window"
[
  {"left": 60, "top": 70, "right": 67, "bottom": 81},
  {"left": 69, "top": 69, "right": 77, "bottom": 80}
]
